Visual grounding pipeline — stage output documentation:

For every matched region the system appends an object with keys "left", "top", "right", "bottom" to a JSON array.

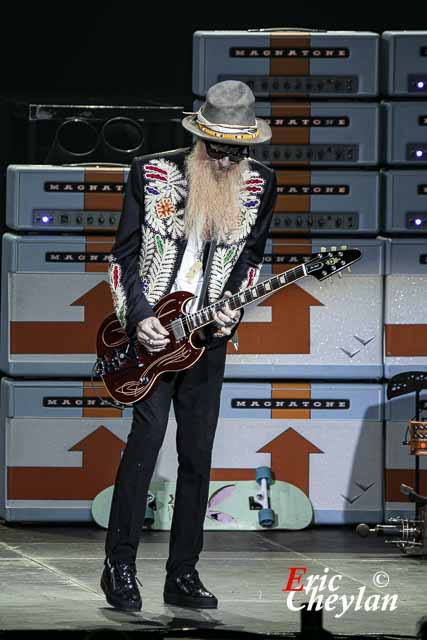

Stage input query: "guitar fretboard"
[{"left": 184, "top": 263, "right": 307, "bottom": 333}]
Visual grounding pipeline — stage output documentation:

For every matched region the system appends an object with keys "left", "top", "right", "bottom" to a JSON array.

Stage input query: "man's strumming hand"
[{"left": 137, "top": 317, "right": 170, "bottom": 353}]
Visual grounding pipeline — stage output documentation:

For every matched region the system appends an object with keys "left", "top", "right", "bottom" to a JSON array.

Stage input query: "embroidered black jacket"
[{"left": 108, "top": 146, "right": 277, "bottom": 350}]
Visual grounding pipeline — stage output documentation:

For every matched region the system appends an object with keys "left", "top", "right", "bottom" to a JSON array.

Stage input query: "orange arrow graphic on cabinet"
[
  {"left": 257, "top": 428, "right": 323, "bottom": 494},
  {"left": 228, "top": 284, "right": 323, "bottom": 354},
  {"left": 10, "top": 281, "right": 113, "bottom": 354},
  {"left": 385, "top": 325, "right": 427, "bottom": 356},
  {"left": 211, "top": 428, "right": 323, "bottom": 496},
  {"left": 7, "top": 426, "right": 125, "bottom": 500},
  {"left": 227, "top": 238, "right": 323, "bottom": 354}
]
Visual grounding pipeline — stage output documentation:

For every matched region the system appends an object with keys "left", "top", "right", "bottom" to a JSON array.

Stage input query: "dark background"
[{"left": 1, "top": 5, "right": 426, "bottom": 106}]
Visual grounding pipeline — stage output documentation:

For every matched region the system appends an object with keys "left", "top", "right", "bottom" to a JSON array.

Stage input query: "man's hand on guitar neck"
[{"left": 212, "top": 290, "right": 241, "bottom": 337}]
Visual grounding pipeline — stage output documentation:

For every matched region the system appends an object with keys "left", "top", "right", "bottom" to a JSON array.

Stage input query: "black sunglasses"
[{"left": 204, "top": 141, "right": 250, "bottom": 163}]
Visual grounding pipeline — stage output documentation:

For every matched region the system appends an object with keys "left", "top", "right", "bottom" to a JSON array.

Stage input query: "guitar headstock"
[{"left": 305, "top": 245, "right": 362, "bottom": 281}]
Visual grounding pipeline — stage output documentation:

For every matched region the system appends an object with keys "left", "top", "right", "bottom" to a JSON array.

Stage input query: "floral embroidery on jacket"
[
  {"left": 139, "top": 227, "right": 179, "bottom": 304},
  {"left": 143, "top": 159, "right": 187, "bottom": 240},
  {"left": 207, "top": 166, "right": 265, "bottom": 303},
  {"left": 108, "top": 257, "right": 127, "bottom": 328},
  {"left": 207, "top": 246, "right": 238, "bottom": 303},
  {"left": 239, "top": 263, "right": 263, "bottom": 293},
  {"left": 138, "top": 156, "right": 267, "bottom": 307}
]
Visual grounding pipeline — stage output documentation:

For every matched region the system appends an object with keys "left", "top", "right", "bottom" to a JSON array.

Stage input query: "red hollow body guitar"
[{"left": 95, "top": 247, "right": 361, "bottom": 405}]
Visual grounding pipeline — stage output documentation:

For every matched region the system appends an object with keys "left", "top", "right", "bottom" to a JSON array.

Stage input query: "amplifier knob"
[{"left": 99, "top": 217, "right": 105, "bottom": 224}]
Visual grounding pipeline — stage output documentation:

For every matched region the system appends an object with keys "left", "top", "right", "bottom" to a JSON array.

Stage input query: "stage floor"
[{"left": 0, "top": 523, "right": 425, "bottom": 638}]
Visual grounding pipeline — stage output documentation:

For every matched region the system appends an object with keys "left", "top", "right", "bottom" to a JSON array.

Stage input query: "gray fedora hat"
[{"left": 182, "top": 80, "right": 272, "bottom": 145}]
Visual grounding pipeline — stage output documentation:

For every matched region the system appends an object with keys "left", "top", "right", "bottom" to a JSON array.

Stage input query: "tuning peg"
[
  {"left": 340, "top": 244, "right": 348, "bottom": 250},
  {"left": 347, "top": 266, "right": 352, "bottom": 273},
  {"left": 320, "top": 246, "right": 327, "bottom": 252},
  {"left": 338, "top": 272, "right": 343, "bottom": 279},
  {"left": 330, "top": 245, "right": 337, "bottom": 251}
]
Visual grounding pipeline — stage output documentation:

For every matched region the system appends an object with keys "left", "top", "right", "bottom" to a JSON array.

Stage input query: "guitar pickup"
[{"left": 171, "top": 318, "right": 186, "bottom": 340}]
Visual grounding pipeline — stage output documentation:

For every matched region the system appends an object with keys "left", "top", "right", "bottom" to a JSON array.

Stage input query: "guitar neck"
[{"left": 185, "top": 262, "right": 307, "bottom": 333}]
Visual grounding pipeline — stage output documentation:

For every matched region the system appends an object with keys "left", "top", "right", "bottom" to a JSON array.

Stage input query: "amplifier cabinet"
[
  {"left": 384, "top": 239, "right": 427, "bottom": 376},
  {"left": 382, "top": 169, "right": 427, "bottom": 233},
  {"left": 193, "top": 100, "right": 380, "bottom": 166},
  {"left": 384, "top": 101, "right": 427, "bottom": 165},
  {"left": 193, "top": 30, "right": 379, "bottom": 98},
  {"left": 223, "top": 237, "right": 385, "bottom": 380},
  {"left": 0, "top": 377, "right": 383, "bottom": 526},
  {"left": 0, "top": 233, "right": 114, "bottom": 377},
  {"left": 1, "top": 234, "right": 385, "bottom": 380},
  {"left": 382, "top": 31, "right": 427, "bottom": 97},
  {"left": 213, "top": 381, "right": 384, "bottom": 525},
  {"left": 272, "top": 169, "right": 380, "bottom": 235},
  {"left": 6, "top": 165, "right": 129, "bottom": 232}
]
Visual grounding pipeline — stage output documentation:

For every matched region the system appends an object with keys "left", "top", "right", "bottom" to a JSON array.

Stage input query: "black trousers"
[{"left": 104, "top": 340, "right": 228, "bottom": 580}]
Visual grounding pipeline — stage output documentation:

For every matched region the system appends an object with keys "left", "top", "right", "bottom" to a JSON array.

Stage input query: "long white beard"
[{"left": 183, "top": 140, "right": 249, "bottom": 243}]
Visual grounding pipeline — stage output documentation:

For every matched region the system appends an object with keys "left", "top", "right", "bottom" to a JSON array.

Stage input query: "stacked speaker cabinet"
[
  {"left": 0, "top": 378, "right": 383, "bottom": 525},
  {"left": 2, "top": 31, "right": 427, "bottom": 527},
  {"left": 192, "top": 29, "right": 385, "bottom": 525},
  {"left": 381, "top": 31, "right": 427, "bottom": 517},
  {"left": 0, "top": 165, "right": 130, "bottom": 521}
]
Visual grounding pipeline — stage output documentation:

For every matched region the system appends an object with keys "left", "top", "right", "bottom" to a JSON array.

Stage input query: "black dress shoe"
[
  {"left": 163, "top": 568, "right": 218, "bottom": 609},
  {"left": 100, "top": 557, "right": 143, "bottom": 611}
]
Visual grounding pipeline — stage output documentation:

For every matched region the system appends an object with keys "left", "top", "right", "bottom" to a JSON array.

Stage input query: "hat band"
[{"left": 196, "top": 121, "right": 259, "bottom": 141}]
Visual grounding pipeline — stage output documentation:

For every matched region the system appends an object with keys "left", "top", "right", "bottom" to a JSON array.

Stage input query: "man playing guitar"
[{"left": 101, "top": 80, "right": 277, "bottom": 612}]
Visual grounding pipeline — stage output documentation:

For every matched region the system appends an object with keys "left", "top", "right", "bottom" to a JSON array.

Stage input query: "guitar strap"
[{"left": 197, "top": 238, "right": 217, "bottom": 312}]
